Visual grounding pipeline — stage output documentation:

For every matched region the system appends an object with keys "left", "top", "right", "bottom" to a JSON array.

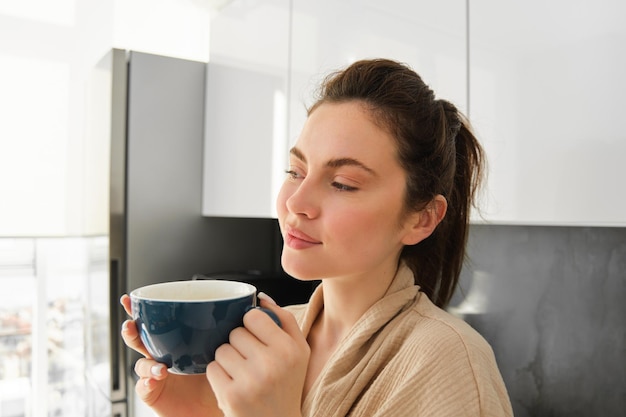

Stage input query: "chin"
[{"left": 281, "top": 255, "right": 324, "bottom": 282}]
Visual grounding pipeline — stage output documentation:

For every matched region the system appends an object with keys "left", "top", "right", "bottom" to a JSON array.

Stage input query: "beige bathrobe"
[{"left": 286, "top": 264, "right": 513, "bottom": 417}]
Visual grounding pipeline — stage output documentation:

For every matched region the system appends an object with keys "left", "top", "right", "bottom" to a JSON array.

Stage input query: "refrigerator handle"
[
  {"left": 111, "top": 401, "right": 128, "bottom": 417},
  {"left": 109, "top": 258, "right": 127, "bottom": 402}
]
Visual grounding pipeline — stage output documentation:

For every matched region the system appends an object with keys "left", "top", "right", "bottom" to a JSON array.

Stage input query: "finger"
[
  {"left": 247, "top": 307, "right": 310, "bottom": 375},
  {"left": 242, "top": 308, "right": 281, "bottom": 346},
  {"left": 213, "top": 342, "right": 248, "bottom": 380},
  {"left": 133, "top": 358, "right": 169, "bottom": 407},
  {"left": 206, "top": 359, "right": 234, "bottom": 392},
  {"left": 135, "top": 375, "right": 166, "bottom": 407},
  {"left": 245, "top": 300, "right": 306, "bottom": 349},
  {"left": 121, "top": 319, "right": 152, "bottom": 358},
  {"left": 226, "top": 326, "right": 263, "bottom": 360},
  {"left": 257, "top": 291, "right": 277, "bottom": 306},
  {"left": 134, "top": 357, "right": 168, "bottom": 380},
  {"left": 120, "top": 294, "right": 132, "bottom": 316},
  {"left": 258, "top": 294, "right": 301, "bottom": 336}
]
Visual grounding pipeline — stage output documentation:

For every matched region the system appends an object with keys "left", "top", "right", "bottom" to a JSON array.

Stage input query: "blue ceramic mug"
[{"left": 130, "top": 280, "right": 279, "bottom": 375}]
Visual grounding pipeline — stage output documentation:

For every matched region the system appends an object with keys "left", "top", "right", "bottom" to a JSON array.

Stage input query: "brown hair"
[{"left": 309, "top": 58, "right": 484, "bottom": 308}]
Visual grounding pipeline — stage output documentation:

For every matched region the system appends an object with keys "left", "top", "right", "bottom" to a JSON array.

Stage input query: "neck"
[
  {"left": 301, "top": 259, "right": 402, "bottom": 398},
  {"left": 314, "top": 260, "right": 400, "bottom": 344}
]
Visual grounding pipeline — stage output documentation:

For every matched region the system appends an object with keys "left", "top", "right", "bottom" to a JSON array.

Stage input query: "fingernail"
[
  {"left": 121, "top": 320, "right": 129, "bottom": 333},
  {"left": 151, "top": 364, "right": 165, "bottom": 377},
  {"left": 258, "top": 292, "right": 277, "bottom": 305},
  {"left": 144, "top": 378, "right": 151, "bottom": 387}
]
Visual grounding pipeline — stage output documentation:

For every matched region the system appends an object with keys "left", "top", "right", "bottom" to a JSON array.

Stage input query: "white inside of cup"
[{"left": 130, "top": 280, "right": 256, "bottom": 302}]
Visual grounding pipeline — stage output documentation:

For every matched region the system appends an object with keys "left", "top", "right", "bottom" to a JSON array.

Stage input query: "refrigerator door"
[{"left": 108, "top": 48, "right": 129, "bottom": 407}]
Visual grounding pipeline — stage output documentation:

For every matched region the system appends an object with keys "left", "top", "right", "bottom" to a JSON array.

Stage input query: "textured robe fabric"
[{"left": 286, "top": 264, "right": 513, "bottom": 417}]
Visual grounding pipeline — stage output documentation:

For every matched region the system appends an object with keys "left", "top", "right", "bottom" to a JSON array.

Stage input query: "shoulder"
[
  {"left": 384, "top": 293, "right": 512, "bottom": 414},
  {"left": 389, "top": 293, "right": 504, "bottom": 382},
  {"left": 415, "top": 294, "right": 491, "bottom": 349}
]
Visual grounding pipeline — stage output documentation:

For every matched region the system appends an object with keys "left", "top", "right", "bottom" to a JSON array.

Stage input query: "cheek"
[
  {"left": 327, "top": 207, "right": 376, "bottom": 244},
  {"left": 332, "top": 204, "right": 403, "bottom": 247}
]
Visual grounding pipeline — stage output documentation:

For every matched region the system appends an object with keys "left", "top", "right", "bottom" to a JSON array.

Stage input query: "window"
[
  {"left": 0, "top": 238, "right": 108, "bottom": 417},
  {"left": 0, "top": 1, "right": 210, "bottom": 416}
]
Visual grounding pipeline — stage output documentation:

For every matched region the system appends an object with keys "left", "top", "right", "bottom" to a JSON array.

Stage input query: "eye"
[
  {"left": 331, "top": 181, "right": 358, "bottom": 192},
  {"left": 285, "top": 169, "right": 303, "bottom": 180}
]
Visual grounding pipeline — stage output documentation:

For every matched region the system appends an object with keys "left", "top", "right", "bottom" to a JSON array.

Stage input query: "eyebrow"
[{"left": 289, "top": 147, "right": 377, "bottom": 176}]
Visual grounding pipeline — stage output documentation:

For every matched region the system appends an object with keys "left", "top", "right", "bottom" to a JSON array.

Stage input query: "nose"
[{"left": 283, "top": 177, "right": 320, "bottom": 219}]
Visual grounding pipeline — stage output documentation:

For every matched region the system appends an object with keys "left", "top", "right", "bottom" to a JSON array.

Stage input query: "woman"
[{"left": 121, "top": 58, "right": 513, "bottom": 416}]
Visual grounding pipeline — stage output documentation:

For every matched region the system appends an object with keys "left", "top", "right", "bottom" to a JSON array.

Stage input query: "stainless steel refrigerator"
[{"left": 84, "top": 49, "right": 314, "bottom": 417}]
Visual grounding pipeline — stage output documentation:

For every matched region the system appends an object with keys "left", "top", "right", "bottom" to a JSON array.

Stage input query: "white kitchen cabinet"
[
  {"left": 203, "top": 0, "right": 291, "bottom": 218},
  {"left": 203, "top": 0, "right": 626, "bottom": 225},
  {"left": 203, "top": 0, "right": 467, "bottom": 218},
  {"left": 289, "top": 0, "right": 468, "bottom": 144},
  {"left": 469, "top": 0, "right": 626, "bottom": 226}
]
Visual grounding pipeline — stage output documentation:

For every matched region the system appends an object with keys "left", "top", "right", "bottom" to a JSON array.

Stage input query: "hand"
[
  {"left": 120, "top": 295, "right": 222, "bottom": 417},
  {"left": 206, "top": 294, "right": 310, "bottom": 417}
]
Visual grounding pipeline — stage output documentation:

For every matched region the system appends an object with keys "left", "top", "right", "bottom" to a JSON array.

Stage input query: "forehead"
[{"left": 294, "top": 101, "right": 397, "bottom": 163}]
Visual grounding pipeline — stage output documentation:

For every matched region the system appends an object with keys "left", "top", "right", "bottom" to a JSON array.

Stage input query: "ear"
[{"left": 401, "top": 195, "right": 448, "bottom": 246}]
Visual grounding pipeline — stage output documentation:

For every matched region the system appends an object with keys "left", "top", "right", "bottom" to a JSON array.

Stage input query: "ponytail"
[{"left": 399, "top": 107, "right": 484, "bottom": 307}]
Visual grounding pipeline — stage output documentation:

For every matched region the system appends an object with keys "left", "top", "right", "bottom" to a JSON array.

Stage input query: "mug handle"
[{"left": 246, "top": 305, "right": 282, "bottom": 328}]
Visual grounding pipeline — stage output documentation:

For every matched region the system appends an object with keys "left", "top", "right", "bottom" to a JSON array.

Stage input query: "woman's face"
[{"left": 277, "top": 101, "right": 420, "bottom": 282}]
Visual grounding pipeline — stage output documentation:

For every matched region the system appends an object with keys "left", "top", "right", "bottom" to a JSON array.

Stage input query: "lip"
[{"left": 284, "top": 225, "right": 321, "bottom": 249}]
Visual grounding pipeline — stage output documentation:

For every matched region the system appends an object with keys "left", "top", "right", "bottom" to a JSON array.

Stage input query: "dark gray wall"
[{"left": 450, "top": 225, "right": 626, "bottom": 416}]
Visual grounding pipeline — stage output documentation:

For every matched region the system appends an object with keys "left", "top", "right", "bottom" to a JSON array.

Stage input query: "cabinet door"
[
  {"left": 289, "top": 0, "right": 467, "bottom": 145},
  {"left": 469, "top": 0, "right": 626, "bottom": 226},
  {"left": 203, "top": 0, "right": 466, "bottom": 218},
  {"left": 203, "top": 0, "right": 291, "bottom": 218}
]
